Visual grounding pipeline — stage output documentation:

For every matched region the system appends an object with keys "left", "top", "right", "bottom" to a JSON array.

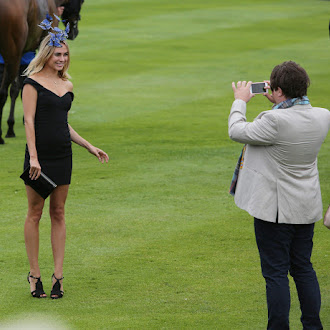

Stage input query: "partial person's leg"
[
  {"left": 290, "top": 224, "right": 322, "bottom": 330},
  {"left": 49, "top": 185, "right": 69, "bottom": 297},
  {"left": 254, "top": 218, "right": 294, "bottom": 330},
  {"left": 24, "top": 185, "right": 46, "bottom": 296}
]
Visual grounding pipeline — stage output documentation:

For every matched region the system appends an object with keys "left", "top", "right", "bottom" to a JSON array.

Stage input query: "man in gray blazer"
[{"left": 229, "top": 61, "right": 330, "bottom": 330}]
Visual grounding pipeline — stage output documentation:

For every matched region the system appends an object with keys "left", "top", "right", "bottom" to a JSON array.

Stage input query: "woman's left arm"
[{"left": 69, "top": 124, "right": 109, "bottom": 163}]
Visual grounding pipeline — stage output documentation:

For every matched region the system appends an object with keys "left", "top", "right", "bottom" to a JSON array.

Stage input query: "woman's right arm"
[{"left": 22, "top": 84, "right": 40, "bottom": 180}]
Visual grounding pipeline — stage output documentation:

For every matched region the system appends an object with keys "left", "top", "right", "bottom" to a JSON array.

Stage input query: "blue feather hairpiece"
[{"left": 38, "top": 13, "right": 70, "bottom": 47}]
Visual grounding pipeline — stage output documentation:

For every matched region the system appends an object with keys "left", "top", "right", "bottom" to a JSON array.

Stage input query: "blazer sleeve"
[{"left": 228, "top": 99, "right": 278, "bottom": 145}]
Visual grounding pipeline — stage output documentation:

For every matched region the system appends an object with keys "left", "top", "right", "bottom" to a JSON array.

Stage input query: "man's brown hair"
[{"left": 270, "top": 61, "right": 310, "bottom": 98}]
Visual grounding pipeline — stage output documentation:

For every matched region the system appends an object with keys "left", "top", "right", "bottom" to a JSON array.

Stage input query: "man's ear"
[{"left": 277, "top": 87, "right": 284, "bottom": 97}]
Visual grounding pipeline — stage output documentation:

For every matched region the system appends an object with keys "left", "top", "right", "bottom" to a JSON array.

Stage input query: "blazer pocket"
[{"left": 236, "top": 166, "right": 277, "bottom": 220}]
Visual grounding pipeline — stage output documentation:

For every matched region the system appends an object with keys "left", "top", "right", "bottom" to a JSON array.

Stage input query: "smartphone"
[{"left": 250, "top": 82, "right": 268, "bottom": 94}]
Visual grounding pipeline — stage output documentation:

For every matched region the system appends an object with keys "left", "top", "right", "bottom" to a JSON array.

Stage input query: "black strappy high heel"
[
  {"left": 51, "top": 273, "right": 64, "bottom": 299},
  {"left": 27, "top": 272, "right": 46, "bottom": 298}
]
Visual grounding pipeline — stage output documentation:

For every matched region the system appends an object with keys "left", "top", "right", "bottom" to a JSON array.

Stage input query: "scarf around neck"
[{"left": 272, "top": 96, "right": 310, "bottom": 110}]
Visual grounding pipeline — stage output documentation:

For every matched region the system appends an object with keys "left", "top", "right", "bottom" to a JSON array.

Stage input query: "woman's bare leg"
[
  {"left": 49, "top": 185, "right": 69, "bottom": 296},
  {"left": 24, "top": 185, "right": 46, "bottom": 296}
]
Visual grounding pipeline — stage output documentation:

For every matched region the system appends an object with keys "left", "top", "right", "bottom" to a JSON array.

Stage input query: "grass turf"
[{"left": 0, "top": 0, "right": 329, "bottom": 328}]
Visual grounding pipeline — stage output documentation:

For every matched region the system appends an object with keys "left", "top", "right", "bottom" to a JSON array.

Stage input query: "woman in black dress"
[{"left": 23, "top": 33, "right": 109, "bottom": 299}]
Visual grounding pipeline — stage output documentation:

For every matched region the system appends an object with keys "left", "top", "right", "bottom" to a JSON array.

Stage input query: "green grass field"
[{"left": 0, "top": 0, "right": 329, "bottom": 328}]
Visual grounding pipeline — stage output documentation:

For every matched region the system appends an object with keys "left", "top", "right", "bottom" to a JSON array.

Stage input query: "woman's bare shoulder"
[
  {"left": 64, "top": 79, "right": 73, "bottom": 92},
  {"left": 28, "top": 73, "right": 42, "bottom": 84},
  {"left": 28, "top": 73, "right": 37, "bottom": 80}
]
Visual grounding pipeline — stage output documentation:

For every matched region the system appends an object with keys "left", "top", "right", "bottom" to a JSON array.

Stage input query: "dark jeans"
[{"left": 254, "top": 218, "right": 322, "bottom": 330}]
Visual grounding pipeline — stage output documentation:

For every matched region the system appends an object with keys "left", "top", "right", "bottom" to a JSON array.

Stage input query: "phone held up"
[{"left": 250, "top": 82, "right": 269, "bottom": 94}]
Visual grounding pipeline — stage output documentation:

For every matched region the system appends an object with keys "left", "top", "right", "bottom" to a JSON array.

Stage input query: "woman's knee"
[
  {"left": 27, "top": 207, "right": 43, "bottom": 223},
  {"left": 49, "top": 205, "right": 65, "bottom": 222}
]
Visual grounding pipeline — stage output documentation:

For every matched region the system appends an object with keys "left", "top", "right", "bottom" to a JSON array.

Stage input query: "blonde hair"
[{"left": 24, "top": 34, "right": 71, "bottom": 80}]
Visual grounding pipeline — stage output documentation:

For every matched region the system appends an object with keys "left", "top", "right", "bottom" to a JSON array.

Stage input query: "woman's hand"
[
  {"left": 88, "top": 146, "right": 109, "bottom": 164},
  {"left": 69, "top": 125, "right": 109, "bottom": 164},
  {"left": 29, "top": 157, "right": 41, "bottom": 180}
]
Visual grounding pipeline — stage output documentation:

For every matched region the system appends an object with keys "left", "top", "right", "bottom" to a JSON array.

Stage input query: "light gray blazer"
[{"left": 228, "top": 99, "right": 330, "bottom": 224}]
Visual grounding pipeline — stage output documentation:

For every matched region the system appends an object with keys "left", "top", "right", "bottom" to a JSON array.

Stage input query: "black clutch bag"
[{"left": 20, "top": 166, "right": 57, "bottom": 199}]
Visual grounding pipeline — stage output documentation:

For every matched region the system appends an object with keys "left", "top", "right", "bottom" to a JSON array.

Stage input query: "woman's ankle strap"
[
  {"left": 52, "top": 273, "right": 64, "bottom": 281},
  {"left": 28, "top": 272, "right": 41, "bottom": 280}
]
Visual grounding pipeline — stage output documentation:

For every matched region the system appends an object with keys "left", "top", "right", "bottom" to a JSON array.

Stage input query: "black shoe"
[
  {"left": 27, "top": 272, "right": 46, "bottom": 298},
  {"left": 50, "top": 273, "right": 64, "bottom": 299}
]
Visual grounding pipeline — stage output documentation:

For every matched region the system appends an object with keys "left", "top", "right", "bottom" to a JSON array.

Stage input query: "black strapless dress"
[{"left": 23, "top": 78, "right": 74, "bottom": 185}]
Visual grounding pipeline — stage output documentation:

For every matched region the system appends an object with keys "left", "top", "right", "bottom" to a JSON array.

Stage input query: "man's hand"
[
  {"left": 232, "top": 81, "right": 254, "bottom": 103},
  {"left": 262, "top": 80, "right": 276, "bottom": 104}
]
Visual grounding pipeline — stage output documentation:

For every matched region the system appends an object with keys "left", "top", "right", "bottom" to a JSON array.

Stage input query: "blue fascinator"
[{"left": 38, "top": 13, "right": 70, "bottom": 47}]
